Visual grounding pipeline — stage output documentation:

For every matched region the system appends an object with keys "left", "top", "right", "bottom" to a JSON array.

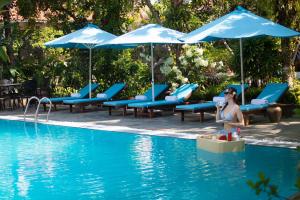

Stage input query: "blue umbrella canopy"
[
  {"left": 98, "top": 24, "right": 185, "bottom": 46},
  {"left": 181, "top": 6, "right": 300, "bottom": 104},
  {"left": 45, "top": 23, "right": 119, "bottom": 98},
  {"left": 181, "top": 6, "right": 300, "bottom": 43},
  {"left": 98, "top": 24, "right": 185, "bottom": 101},
  {"left": 45, "top": 23, "right": 117, "bottom": 49}
]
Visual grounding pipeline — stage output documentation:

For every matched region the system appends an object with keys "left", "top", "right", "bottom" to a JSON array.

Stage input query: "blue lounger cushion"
[
  {"left": 103, "top": 84, "right": 169, "bottom": 107},
  {"left": 63, "top": 83, "right": 126, "bottom": 105},
  {"left": 128, "top": 83, "right": 199, "bottom": 108},
  {"left": 176, "top": 101, "right": 216, "bottom": 111},
  {"left": 176, "top": 84, "right": 248, "bottom": 111},
  {"left": 41, "top": 83, "right": 99, "bottom": 103},
  {"left": 128, "top": 99, "right": 182, "bottom": 108},
  {"left": 239, "top": 103, "right": 269, "bottom": 112},
  {"left": 240, "top": 83, "right": 288, "bottom": 112}
]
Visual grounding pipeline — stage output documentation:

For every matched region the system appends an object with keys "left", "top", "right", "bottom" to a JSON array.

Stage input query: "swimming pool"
[{"left": 0, "top": 119, "right": 298, "bottom": 200}]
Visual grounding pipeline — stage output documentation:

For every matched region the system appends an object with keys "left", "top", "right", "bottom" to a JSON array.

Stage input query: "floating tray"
[{"left": 197, "top": 135, "right": 245, "bottom": 153}]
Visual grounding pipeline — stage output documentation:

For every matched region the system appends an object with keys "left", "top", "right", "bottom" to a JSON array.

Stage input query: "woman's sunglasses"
[{"left": 224, "top": 90, "right": 236, "bottom": 95}]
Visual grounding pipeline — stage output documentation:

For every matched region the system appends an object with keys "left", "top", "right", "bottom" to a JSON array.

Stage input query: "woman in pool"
[{"left": 216, "top": 87, "right": 244, "bottom": 134}]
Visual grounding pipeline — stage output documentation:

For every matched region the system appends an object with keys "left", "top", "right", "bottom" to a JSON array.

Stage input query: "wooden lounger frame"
[
  {"left": 133, "top": 104, "right": 178, "bottom": 118},
  {"left": 67, "top": 85, "right": 127, "bottom": 112},
  {"left": 104, "top": 86, "right": 169, "bottom": 116},
  {"left": 176, "top": 100, "right": 217, "bottom": 122}
]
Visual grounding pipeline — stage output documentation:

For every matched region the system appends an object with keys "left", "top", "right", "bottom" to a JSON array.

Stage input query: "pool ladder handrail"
[{"left": 24, "top": 96, "right": 52, "bottom": 122}]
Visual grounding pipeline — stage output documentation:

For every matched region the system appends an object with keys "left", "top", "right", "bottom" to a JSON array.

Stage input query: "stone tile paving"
[{"left": 0, "top": 105, "right": 299, "bottom": 148}]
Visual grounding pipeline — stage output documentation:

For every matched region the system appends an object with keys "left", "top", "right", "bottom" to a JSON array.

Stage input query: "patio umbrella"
[
  {"left": 180, "top": 6, "right": 300, "bottom": 104},
  {"left": 98, "top": 24, "right": 185, "bottom": 101},
  {"left": 45, "top": 23, "right": 117, "bottom": 98}
]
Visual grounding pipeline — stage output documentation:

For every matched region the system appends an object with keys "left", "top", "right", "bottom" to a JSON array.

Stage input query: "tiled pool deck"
[{"left": 0, "top": 105, "right": 299, "bottom": 148}]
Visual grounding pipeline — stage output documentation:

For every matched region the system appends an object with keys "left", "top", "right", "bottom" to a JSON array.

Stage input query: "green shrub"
[
  {"left": 189, "top": 79, "right": 239, "bottom": 101},
  {"left": 286, "top": 80, "right": 300, "bottom": 105},
  {"left": 294, "top": 109, "right": 300, "bottom": 116},
  {"left": 52, "top": 86, "right": 77, "bottom": 97},
  {"left": 231, "top": 37, "right": 282, "bottom": 82},
  {"left": 244, "top": 87, "right": 263, "bottom": 104},
  {"left": 95, "top": 49, "right": 150, "bottom": 98}
]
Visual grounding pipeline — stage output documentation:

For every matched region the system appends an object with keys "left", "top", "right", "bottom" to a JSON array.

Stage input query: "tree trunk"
[
  {"left": 3, "top": 4, "right": 14, "bottom": 66},
  {"left": 143, "top": 0, "right": 161, "bottom": 24},
  {"left": 281, "top": 38, "right": 295, "bottom": 86},
  {"left": 275, "top": 0, "right": 297, "bottom": 86}
]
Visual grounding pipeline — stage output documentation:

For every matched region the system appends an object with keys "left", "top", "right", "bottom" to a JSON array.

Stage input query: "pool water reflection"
[{"left": 0, "top": 120, "right": 298, "bottom": 200}]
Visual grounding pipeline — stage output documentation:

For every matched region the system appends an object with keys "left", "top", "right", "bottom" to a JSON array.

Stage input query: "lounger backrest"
[
  {"left": 256, "top": 83, "right": 288, "bottom": 103},
  {"left": 219, "top": 84, "right": 249, "bottom": 97},
  {"left": 144, "top": 84, "right": 169, "bottom": 99},
  {"left": 78, "top": 83, "right": 99, "bottom": 97},
  {"left": 171, "top": 83, "right": 199, "bottom": 101},
  {"left": 103, "top": 83, "right": 126, "bottom": 99}
]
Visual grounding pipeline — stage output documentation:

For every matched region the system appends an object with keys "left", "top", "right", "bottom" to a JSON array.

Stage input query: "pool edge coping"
[{"left": 0, "top": 115, "right": 298, "bottom": 149}]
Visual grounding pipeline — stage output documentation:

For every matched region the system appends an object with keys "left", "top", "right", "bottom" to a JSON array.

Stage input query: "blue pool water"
[{"left": 0, "top": 119, "right": 299, "bottom": 200}]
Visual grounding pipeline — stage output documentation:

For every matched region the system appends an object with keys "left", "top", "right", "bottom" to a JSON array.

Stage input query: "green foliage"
[
  {"left": 244, "top": 86, "right": 263, "bottom": 104},
  {"left": 95, "top": 49, "right": 150, "bottom": 98},
  {"left": 231, "top": 37, "right": 282, "bottom": 82},
  {"left": 52, "top": 86, "right": 77, "bottom": 97},
  {"left": 294, "top": 109, "right": 300, "bottom": 117},
  {"left": 190, "top": 79, "right": 238, "bottom": 101},
  {"left": 161, "top": 1, "right": 193, "bottom": 32},
  {"left": 0, "top": 0, "right": 11, "bottom": 8},
  {"left": 0, "top": 46, "right": 9, "bottom": 63},
  {"left": 2, "top": 0, "right": 300, "bottom": 99},
  {"left": 247, "top": 172, "right": 280, "bottom": 199},
  {"left": 7, "top": 25, "right": 68, "bottom": 85},
  {"left": 288, "top": 80, "right": 300, "bottom": 105},
  {"left": 160, "top": 44, "right": 229, "bottom": 92}
]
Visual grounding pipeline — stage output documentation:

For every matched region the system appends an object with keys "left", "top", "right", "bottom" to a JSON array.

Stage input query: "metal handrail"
[
  {"left": 24, "top": 96, "right": 39, "bottom": 121},
  {"left": 35, "top": 97, "right": 52, "bottom": 122},
  {"left": 24, "top": 96, "right": 52, "bottom": 122}
]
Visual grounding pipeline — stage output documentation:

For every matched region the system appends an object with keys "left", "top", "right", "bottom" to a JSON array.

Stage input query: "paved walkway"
[{"left": 0, "top": 105, "right": 299, "bottom": 148}]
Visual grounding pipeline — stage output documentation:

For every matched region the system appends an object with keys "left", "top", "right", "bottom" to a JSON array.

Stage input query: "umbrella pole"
[
  {"left": 240, "top": 38, "right": 245, "bottom": 105},
  {"left": 151, "top": 43, "right": 155, "bottom": 102},
  {"left": 89, "top": 48, "right": 92, "bottom": 99}
]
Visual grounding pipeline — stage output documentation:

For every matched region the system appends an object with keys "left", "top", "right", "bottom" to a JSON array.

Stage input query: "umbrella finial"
[
  {"left": 236, "top": 6, "right": 248, "bottom": 12},
  {"left": 86, "top": 23, "right": 99, "bottom": 28}
]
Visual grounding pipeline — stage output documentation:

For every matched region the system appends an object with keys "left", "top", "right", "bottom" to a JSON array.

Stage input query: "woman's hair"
[{"left": 221, "top": 87, "right": 238, "bottom": 111}]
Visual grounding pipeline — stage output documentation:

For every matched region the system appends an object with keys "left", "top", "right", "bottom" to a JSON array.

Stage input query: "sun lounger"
[
  {"left": 175, "top": 84, "right": 248, "bottom": 122},
  {"left": 103, "top": 84, "right": 169, "bottom": 116},
  {"left": 240, "top": 83, "right": 288, "bottom": 125},
  {"left": 128, "top": 83, "right": 199, "bottom": 118},
  {"left": 42, "top": 83, "right": 99, "bottom": 111},
  {"left": 63, "top": 83, "right": 126, "bottom": 112}
]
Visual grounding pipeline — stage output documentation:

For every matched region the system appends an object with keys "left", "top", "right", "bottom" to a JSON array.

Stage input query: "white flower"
[
  {"left": 181, "top": 59, "right": 188, "bottom": 66},
  {"left": 179, "top": 56, "right": 184, "bottom": 61},
  {"left": 211, "top": 62, "right": 216, "bottom": 68},
  {"left": 216, "top": 61, "right": 224, "bottom": 70},
  {"left": 182, "top": 44, "right": 190, "bottom": 49},
  {"left": 194, "top": 57, "right": 202, "bottom": 67},
  {"left": 172, "top": 82, "right": 179, "bottom": 88},
  {"left": 218, "top": 61, "right": 224, "bottom": 67},
  {"left": 164, "top": 57, "right": 173, "bottom": 65},
  {"left": 144, "top": 55, "right": 151, "bottom": 62},
  {"left": 172, "top": 66, "right": 182, "bottom": 76},
  {"left": 183, "top": 77, "right": 189, "bottom": 83},
  {"left": 202, "top": 60, "right": 209, "bottom": 67},
  {"left": 186, "top": 49, "right": 193, "bottom": 58},
  {"left": 196, "top": 48, "right": 204, "bottom": 56},
  {"left": 160, "top": 66, "right": 172, "bottom": 75}
]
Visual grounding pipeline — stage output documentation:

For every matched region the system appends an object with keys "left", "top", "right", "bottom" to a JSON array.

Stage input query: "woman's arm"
[{"left": 216, "top": 106, "right": 222, "bottom": 121}]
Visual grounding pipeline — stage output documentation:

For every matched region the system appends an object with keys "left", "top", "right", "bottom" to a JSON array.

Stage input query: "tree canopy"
[{"left": 0, "top": 0, "right": 299, "bottom": 102}]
